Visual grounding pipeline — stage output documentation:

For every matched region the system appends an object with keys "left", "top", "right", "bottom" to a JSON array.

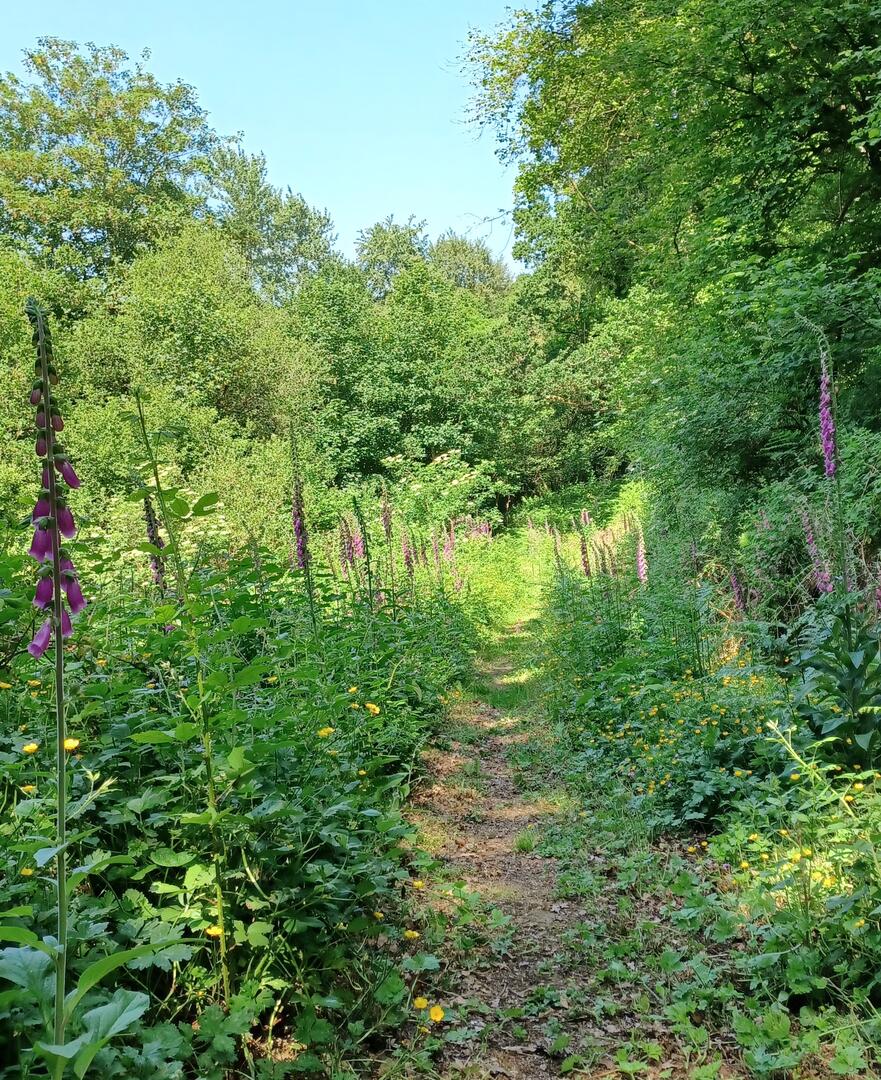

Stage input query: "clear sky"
[{"left": 1, "top": 1, "right": 520, "bottom": 266}]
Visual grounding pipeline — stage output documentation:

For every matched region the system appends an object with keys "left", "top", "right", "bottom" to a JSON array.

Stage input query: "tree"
[
  {"left": 355, "top": 215, "right": 429, "bottom": 299},
  {"left": 208, "top": 146, "right": 336, "bottom": 301},
  {"left": 428, "top": 230, "right": 511, "bottom": 295},
  {"left": 0, "top": 38, "right": 217, "bottom": 277}
]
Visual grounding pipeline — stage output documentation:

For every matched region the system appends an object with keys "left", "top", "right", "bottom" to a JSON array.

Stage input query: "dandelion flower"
[
  {"left": 403, "top": 929, "right": 420, "bottom": 940},
  {"left": 411, "top": 879, "right": 425, "bottom": 890},
  {"left": 365, "top": 702, "right": 381, "bottom": 716},
  {"left": 22, "top": 742, "right": 39, "bottom": 754},
  {"left": 414, "top": 997, "right": 428, "bottom": 1010},
  {"left": 348, "top": 686, "right": 358, "bottom": 694},
  {"left": 317, "top": 726, "right": 335, "bottom": 738},
  {"left": 429, "top": 1006, "right": 445, "bottom": 1023},
  {"left": 63, "top": 737, "right": 80, "bottom": 752}
]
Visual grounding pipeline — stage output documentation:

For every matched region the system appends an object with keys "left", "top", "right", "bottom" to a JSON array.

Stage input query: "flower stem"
[{"left": 32, "top": 306, "right": 68, "bottom": 1056}]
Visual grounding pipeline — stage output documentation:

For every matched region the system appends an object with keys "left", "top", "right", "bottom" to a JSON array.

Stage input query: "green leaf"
[
  {"left": 73, "top": 989, "right": 150, "bottom": 1078},
  {"left": 64, "top": 944, "right": 167, "bottom": 1021}
]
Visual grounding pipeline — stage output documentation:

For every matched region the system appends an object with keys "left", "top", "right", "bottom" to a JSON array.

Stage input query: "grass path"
[{"left": 407, "top": 536, "right": 755, "bottom": 1079}]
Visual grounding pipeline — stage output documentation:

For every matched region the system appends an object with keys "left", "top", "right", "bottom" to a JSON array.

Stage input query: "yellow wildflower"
[
  {"left": 411, "top": 879, "right": 425, "bottom": 889},
  {"left": 790, "top": 773, "right": 800, "bottom": 781},
  {"left": 22, "top": 743, "right": 39, "bottom": 755},
  {"left": 348, "top": 686, "right": 358, "bottom": 694},
  {"left": 96, "top": 658, "right": 107, "bottom": 667},
  {"left": 27, "top": 679, "right": 41, "bottom": 688},
  {"left": 429, "top": 1005, "right": 445, "bottom": 1023},
  {"left": 0, "top": 681, "right": 12, "bottom": 690},
  {"left": 317, "top": 726, "right": 335, "bottom": 738},
  {"left": 20, "top": 784, "right": 36, "bottom": 794},
  {"left": 414, "top": 996, "right": 428, "bottom": 1010},
  {"left": 20, "top": 867, "right": 34, "bottom": 878},
  {"left": 63, "top": 738, "right": 80, "bottom": 752},
  {"left": 365, "top": 702, "right": 380, "bottom": 716},
  {"left": 373, "top": 911, "right": 384, "bottom": 920},
  {"left": 205, "top": 925, "right": 223, "bottom": 937},
  {"left": 403, "top": 929, "right": 420, "bottom": 940},
  {"left": 358, "top": 769, "right": 367, "bottom": 776}
]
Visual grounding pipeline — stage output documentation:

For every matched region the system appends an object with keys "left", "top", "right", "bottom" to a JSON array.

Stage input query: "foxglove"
[
  {"left": 819, "top": 353, "right": 837, "bottom": 478},
  {"left": 25, "top": 300, "right": 86, "bottom": 658}
]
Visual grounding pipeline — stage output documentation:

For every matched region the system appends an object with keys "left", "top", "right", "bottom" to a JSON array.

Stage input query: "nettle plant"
[{"left": 1, "top": 302, "right": 154, "bottom": 1077}]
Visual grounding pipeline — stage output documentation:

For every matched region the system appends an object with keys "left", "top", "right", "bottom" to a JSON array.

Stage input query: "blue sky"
[{"left": 1, "top": 1, "right": 520, "bottom": 265}]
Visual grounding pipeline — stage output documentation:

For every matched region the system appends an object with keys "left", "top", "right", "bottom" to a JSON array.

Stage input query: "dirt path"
[
  {"left": 404, "top": 540, "right": 857, "bottom": 1080},
  {"left": 410, "top": 613, "right": 597, "bottom": 1078}
]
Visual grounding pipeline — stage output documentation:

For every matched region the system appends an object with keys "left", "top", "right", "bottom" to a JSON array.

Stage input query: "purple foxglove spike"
[
  {"left": 402, "top": 533, "right": 414, "bottom": 575},
  {"left": 802, "top": 512, "right": 833, "bottom": 594},
  {"left": 62, "top": 576, "right": 86, "bottom": 615},
  {"left": 443, "top": 524, "right": 455, "bottom": 562},
  {"left": 580, "top": 534, "right": 591, "bottom": 577},
  {"left": 33, "top": 576, "right": 53, "bottom": 608},
  {"left": 352, "top": 530, "right": 365, "bottom": 559},
  {"left": 42, "top": 467, "right": 50, "bottom": 488},
  {"left": 819, "top": 356, "right": 837, "bottom": 479},
  {"left": 60, "top": 557, "right": 75, "bottom": 572},
  {"left": 60, "top": 608, "right": 72, "bottom": 638},
  {"left": 58, "top": 460, "right": 80, "bottom": 488},
  {"left": 35, "top": 411, "right": 47, "bottom": 428},
  {"left": 28, "top": 528, "right": 52, "bottom": 562},
  {"left": 57, "top": 505, "right": 76, "bottom": 538},
  {"left": 51, "top": 414, "right": 63, "bottom": 432},
  {"left": 36, "top": 437, "right": 47, "bottom": 456},
  {"left": 32, "top": 498, "right": 49, "bottom": 521},
  {"left": 28, "top": 619, "right": 52, "bottom": 659},
  {"left": 636, "top": 534, "right": 648, "bottom": 584},
  {"left": 730, "top": 572, "right": 746, "bottom": 613},
  {"left": 29, "top": 387, "right": 42, "bottom": 406}
]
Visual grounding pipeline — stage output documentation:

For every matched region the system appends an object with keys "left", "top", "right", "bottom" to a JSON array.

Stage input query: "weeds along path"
[{"left": 409, "top": 534, "right": 751, "bottom": 1080}]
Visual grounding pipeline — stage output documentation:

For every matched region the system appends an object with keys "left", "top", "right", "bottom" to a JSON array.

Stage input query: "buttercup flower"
[
  {"left": 63, "top": 737, "right": 80, "bottom": 752},
  {"left": 205, "top": 925, "right": 223, "bottom": 937},
  {"left": 413, "top": 997, "right": 429, "bottom": 1010},
  {"left": 22, "top": 742, "right": 39, "bottom": 754},
  {"left": 429, "top": 1006, "right": 445, "bottom": 1023},
  {"left": 317, "top": 726, "right": 335, "bottom": 738},
  {"left": 365, "top": 702, "right": 380, "bottom": 716},
  {"left": 20, "top": 867, "right": 34, "bottom": 878}
]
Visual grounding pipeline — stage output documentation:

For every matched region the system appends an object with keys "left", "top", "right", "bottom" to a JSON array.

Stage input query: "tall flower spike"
[
  {"left": 580, "top": 533, "right": 591, "bottom": 578},
  {"left": 143, "top": 494, "right": 168, "bottom": 591},
  {"left": 730, "top": 571, "right": 746, "bottom": 614},
  {"left": 636, "top": 532, "right": 648, "bottom": 585},
  {"left": 291, "top": 478, "right": 310, "bottom": 571},
  {"left": 819, "top": 351, "right": 836, "bottom": 478},
  {"left": 24, "top": 299, "right": 86, "bottom": 658},
  {"left": 802, "top": 512, "right": 832, "bottom": 594}
]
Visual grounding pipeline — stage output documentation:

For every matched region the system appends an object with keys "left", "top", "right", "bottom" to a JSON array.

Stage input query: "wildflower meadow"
[{"left": 5, "top": 7, "right": 881, "bottom": 1077}]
